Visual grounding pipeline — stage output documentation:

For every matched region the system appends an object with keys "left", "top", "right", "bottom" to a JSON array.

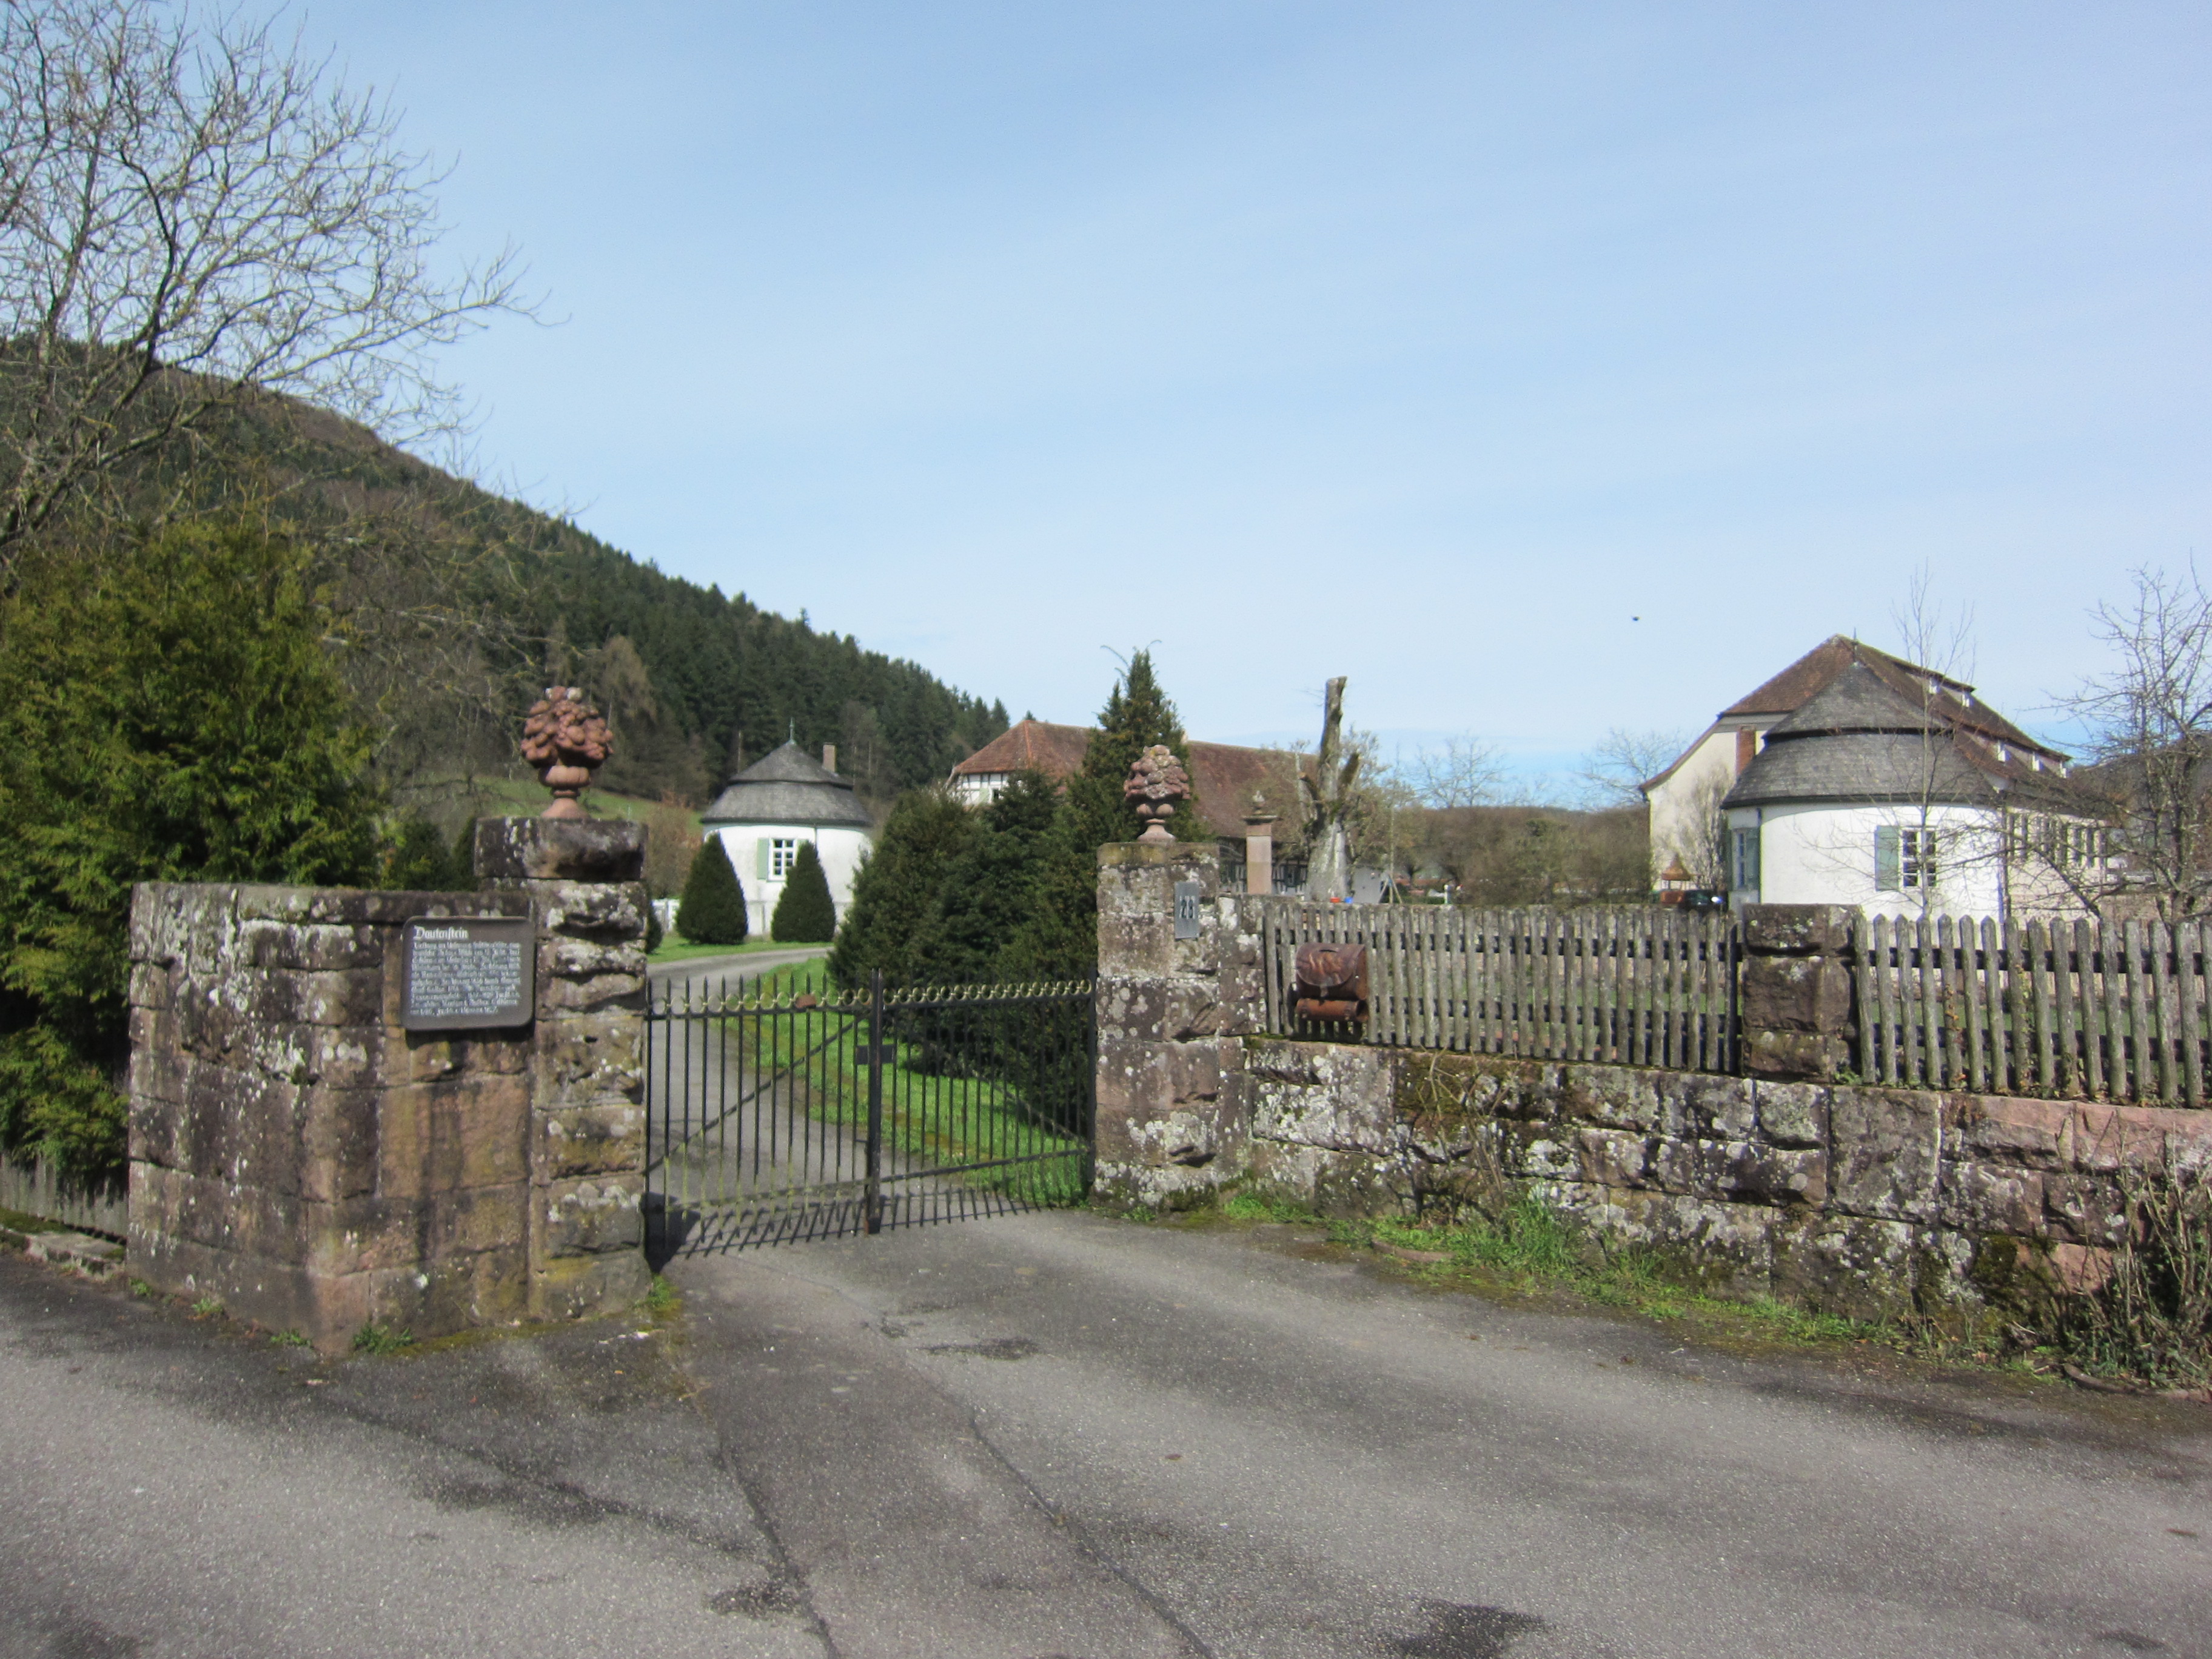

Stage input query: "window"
[
  {"left": 1732, "top": 827, "right": 1760, "bottom": 893},
  {"left": 1876, "top": 825, "right": 1937, "bottom": 893},
  {"left": 1902, "top": 828, "right": 1936, "bottom": 890},
  {"left": 771, "top": 838, "right": 799, "bottom": 878}
]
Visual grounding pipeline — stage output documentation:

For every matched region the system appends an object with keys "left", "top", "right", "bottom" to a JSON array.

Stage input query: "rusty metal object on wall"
[{"left": 1292, "top": 940, "right": 1369, "bottom": 1024}]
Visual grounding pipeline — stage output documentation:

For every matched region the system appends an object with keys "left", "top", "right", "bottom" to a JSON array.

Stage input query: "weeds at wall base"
[{"left": 1202, "top": 1187, "right": 2090, "bottom": 1382}]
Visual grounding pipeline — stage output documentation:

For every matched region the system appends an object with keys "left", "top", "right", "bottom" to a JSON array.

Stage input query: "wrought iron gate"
[{"left": 643, "top": 966, "right": 1094, "bottom": 1258}]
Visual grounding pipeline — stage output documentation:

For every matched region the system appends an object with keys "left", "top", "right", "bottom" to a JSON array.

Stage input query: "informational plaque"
[{"left": 401, "top": 917, "right": 535, "bottom": 1031}]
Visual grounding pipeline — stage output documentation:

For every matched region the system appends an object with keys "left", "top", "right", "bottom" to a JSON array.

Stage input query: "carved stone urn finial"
[
  {"left": 519, "top": 686, "right": 613, "bottom": 820},
  {"left": 1123, "top": 744, "right": 1191, "bottom": 844}
]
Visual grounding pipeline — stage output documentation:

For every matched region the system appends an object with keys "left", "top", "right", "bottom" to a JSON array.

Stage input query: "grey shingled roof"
[
  {"left": 701, "top": 742, "right": 874, "bottom": 829},
  {"left": 1721, "top": 665, "right": 2003, "bottom": 810}
]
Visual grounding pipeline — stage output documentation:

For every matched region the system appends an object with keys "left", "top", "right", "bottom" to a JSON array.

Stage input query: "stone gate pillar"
[
  {"left": 1092, "top": 842, "right": 1264, "bottom": 1209},
  {"left": 474, "top": 818, "right": 654, "bottom": 1319}
]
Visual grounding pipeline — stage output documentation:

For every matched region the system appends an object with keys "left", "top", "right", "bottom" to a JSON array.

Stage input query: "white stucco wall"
[
  {"left": 706, "top": 823, "right": 873, "bottom": 937},
  {"left": 1725, "top": 803, "right": 2008, "bottom": 919},
  {"left": 1646, "top": 727, "right": 1742, "bottom": 888},
  {"left": 950, "top": 771, "right": 1005, "bottom": 808}
]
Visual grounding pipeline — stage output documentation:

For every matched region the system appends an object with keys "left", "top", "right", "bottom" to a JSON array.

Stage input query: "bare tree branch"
[
  {"left": 0, "top": 0, "right": 533, "bottom": 565},
  {"left": 2056, "top": 563, "right": 2212, "bottom": 920}
]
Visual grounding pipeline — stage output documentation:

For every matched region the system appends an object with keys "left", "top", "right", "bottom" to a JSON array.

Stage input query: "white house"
[
  {"left": 699, "top": 742, "right": 874, "bottom": 937},
  {"left": 1644, "top": 636, "right": 2070, "bottom": 896},
  {"left": 1717, "top": 660, "right": 2102, "bottom": 920}
]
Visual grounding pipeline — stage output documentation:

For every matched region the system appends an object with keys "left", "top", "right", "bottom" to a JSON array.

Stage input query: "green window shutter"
[
  {"left": 1875, "top": 825, "right": 1900, "bottom": 891},
  {"left": 757, "top": 838, "right": 772, "bottom": 880}
]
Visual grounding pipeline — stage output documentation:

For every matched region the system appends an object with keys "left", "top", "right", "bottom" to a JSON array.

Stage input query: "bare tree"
[
  {"left": 2057, "top": 565, "right": 2212, "bottom": 921},
  {"left": 1577, "top": 727, "right": 1686, "bottom": 808},
  {"left": 1407, "top": 734, "right": 1506, "bottom": 809},
  {"left": 0, "top": 0, "right": 530, "bottom": 563}
]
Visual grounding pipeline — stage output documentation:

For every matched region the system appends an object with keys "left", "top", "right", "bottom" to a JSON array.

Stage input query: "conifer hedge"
[
  {"left": 771, "top": 842, "right": 837, "bottom": 943},
  {"left": 0, "top": 520, "right": 383, "bottom": 1182},
  {"left": 676, "top": 835, "right": 749, "bottom": 945},
  {"left": 828, "top": 788, "right": 980, "bottom": 989}
]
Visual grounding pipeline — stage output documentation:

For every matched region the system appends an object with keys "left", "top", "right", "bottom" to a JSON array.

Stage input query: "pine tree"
[
  {"left": 771, "top": 841, "right": 837, "bottom": 943},
  {"left": 379, "top": 817, "right": 468, "bottom": 890},
  {"left": 911, "top": 771, "right": 1061, "bottom": 987},
  {"left": 1004, "top": 651, "right": 1198, "bottom": 982},
  {"left": 828, "top": 786, "right": 979, "bottom": 989},
  {"left": 0, "top": 519, "right": 382, "bottom": 1182},
  {"left": 676, "top": 834, "right": 749, "bottom": 945}
]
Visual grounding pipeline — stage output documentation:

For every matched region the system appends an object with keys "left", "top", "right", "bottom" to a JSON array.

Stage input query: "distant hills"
[{"left": 129, "top": 389, "right": 1010, "bottom": 809}]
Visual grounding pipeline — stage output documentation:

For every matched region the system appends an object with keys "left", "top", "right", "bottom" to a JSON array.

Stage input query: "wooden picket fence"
[
  {"left": 1251, "top": 899, "right": 1739, "bottom": 1073},
  {"left": 1854, "top": 913, "right": 2209, "bottom": 1104}
]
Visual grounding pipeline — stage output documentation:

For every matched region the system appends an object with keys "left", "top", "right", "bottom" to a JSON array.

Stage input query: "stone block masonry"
[
  {"left": 127, "top": 819, "right": 651, "bottom": 1352},
  {"left": 1093, "top": 845, "right": 2212, "bottom": 1327}
]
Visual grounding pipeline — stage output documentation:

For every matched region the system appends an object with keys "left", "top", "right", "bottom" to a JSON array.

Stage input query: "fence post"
[{"left": 1738, "top": 903, "right": 1858, "bottom": 1082}]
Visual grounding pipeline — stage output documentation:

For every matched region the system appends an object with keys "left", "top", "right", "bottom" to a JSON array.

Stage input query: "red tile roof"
[
  {"left": 1643, "top": 634, "right": 2065, "bottom": 794},
  {"left": 1721, "top": 636, "right": 2060, "bottom": 757},
  {"left": 953, "top": 719, "right": 1305, "bottom": 838}
]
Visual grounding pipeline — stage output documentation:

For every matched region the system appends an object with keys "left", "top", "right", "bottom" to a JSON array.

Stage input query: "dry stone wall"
[
  {"left": 127, "top": 819, "right": 651, "bottom": 1351},
  {"left": 1094, "top": 844, "right": 2212, "bottom": 1326}
]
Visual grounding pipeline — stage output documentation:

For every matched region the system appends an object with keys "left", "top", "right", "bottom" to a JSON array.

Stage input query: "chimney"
[{"left": 822, "top": 743, "right": 837, "bottom": 774}]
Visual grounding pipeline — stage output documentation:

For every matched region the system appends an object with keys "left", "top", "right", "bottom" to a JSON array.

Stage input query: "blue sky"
[{"left": 309, "top": 1, "right": 2210, "bottom": 784}]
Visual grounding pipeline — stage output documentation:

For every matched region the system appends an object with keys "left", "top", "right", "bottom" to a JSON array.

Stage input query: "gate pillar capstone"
[
  {"left": 1093, "top": 842, "right": 1263, "bottom": 1209},
  {"left": 474, "top": 817, "right": 654, "bottom": 1320}
]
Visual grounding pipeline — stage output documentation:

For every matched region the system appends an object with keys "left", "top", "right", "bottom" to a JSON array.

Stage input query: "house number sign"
[
  {"left": 401, "top": 917, "right": 535, "bottom": 1031},
  {"left": 1173, "top": 881, "right": 1202, "bottom": 940}
]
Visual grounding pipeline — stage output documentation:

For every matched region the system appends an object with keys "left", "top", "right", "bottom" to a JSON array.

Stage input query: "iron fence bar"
[{"left": 865, "top": 968, "right": 885, "bottom": 1235}]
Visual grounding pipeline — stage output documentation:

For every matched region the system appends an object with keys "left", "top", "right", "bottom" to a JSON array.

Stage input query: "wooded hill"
[{"left": 112, "top": 387, "right": 1010, "bottom": 811}]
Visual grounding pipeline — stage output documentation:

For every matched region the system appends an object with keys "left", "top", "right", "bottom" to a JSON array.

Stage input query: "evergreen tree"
[
  {"left": 0, "top": 520, "right": 382, "bottom": 1181},
  {"left": 828, "top": 786, "right": 979, "bottom": 989},
  {"left": 771, "top": 842, "right": 837, "bottom": 943},
  {"left": 1004, "top": 652, "right": 1198, "bottom": 982},
  {"left": 677, "top": 835, "right": 749, "bottom": 945},
  {"left": 911, "top": 772, "right": 1061, "bottom": 987},
  {"left": 379, "top": 816, "right": 469, "bottom": 890}
]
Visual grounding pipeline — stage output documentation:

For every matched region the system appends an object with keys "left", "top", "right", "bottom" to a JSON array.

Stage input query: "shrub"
[
  {"left": 378, "top": 816, "right": 469, "bottom": 890},
  {"left": 828, "top": 786, "right": 979, "bottom": 989},
  {"left": 771, "top": 841, "right": 836, "bottom": 943},
  {"left": 0, "top": 519, "right": 380, "bottom": 1182},
  {"left": 2060, "top": 1160, "right": 2212, "bottom": 1390},
  {"left": 676, "top": 834, "right": 748, "bottom": 945}
]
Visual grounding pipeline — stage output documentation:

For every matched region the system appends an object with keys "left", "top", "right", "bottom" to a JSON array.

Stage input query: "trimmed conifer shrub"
[
  {"left": 827, "top": 786, "right": 980, "bottom": 990},
  {"left": 677, "top": 834, "right": 749, "bottom": 945},
  {"left": 379, "top": 817, "right": 469, "bottom": 890},
  {"left": 771, "top": 841, "right": 837, "bottom": 943}
]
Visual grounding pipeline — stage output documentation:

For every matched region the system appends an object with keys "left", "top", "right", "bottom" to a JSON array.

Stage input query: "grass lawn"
[
  {"left": 706, "top": 963, "right": 1088, "bottom": 1205},
  {"left": 649, "top": 937, "right": 830, "bottom": 965}
]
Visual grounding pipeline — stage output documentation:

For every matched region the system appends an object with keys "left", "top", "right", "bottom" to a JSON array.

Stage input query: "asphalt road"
[
  {"left": 671, "top": 1210, "right": 2212, "bottom": 1659},
  {"left": 2, "top": 1210, "right": 2208, "bottom": 1659}
]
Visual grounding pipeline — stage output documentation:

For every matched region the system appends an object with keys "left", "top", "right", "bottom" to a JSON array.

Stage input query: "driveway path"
[
  {"left": 672, "top": 1210, "right": 2212, "bottom": 1659},
  {"left": 4, "top": 1209, "right": 2208, "bottom": 1658}
]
